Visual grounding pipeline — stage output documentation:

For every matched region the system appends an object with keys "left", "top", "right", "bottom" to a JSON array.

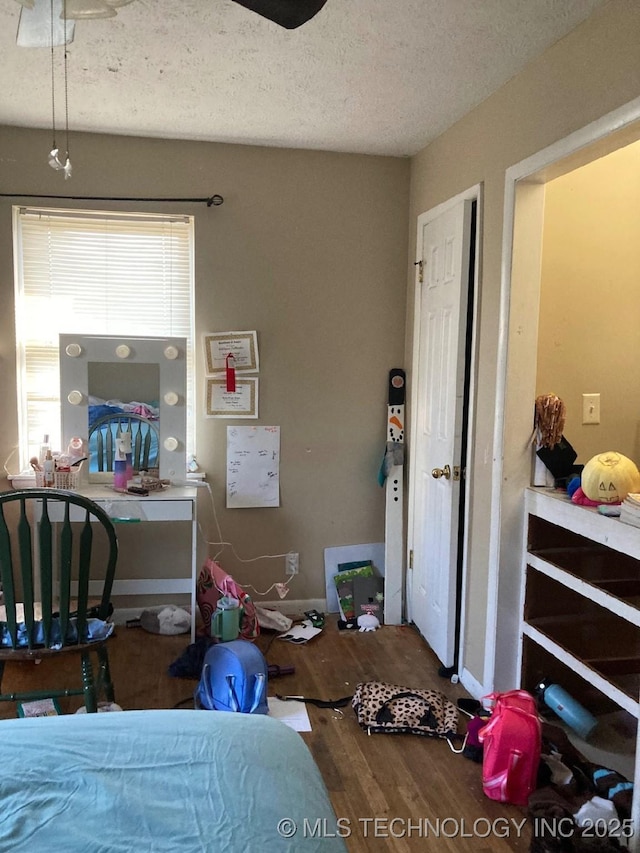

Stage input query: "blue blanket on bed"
[{"left": 0, "top": 709, "right": 347, "bottom": 852}]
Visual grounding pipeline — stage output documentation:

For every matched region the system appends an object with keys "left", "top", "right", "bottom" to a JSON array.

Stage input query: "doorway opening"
[
  {"left": 487, "top": 100, "right": 640, "bottom": 694},
  {"left": 451, "top": 199, "right": 477, "bottom": 675}
]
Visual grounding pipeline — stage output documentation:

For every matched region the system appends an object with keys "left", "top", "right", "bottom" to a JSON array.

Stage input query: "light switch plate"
[{"left": 582, "top": 393, "right": 600, "bottom": 424}]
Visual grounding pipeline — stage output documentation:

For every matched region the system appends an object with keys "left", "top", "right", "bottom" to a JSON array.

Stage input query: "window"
[{"left": 13, "top": 206, "right": 195, "bottom": 470}]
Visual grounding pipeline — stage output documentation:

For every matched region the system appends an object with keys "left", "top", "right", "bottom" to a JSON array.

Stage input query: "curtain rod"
[{"left": 0, "top": 193, "right": 224, "bottom": 207}]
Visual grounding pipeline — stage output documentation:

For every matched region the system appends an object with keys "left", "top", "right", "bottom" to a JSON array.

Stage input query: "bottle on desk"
[
  {"left": 43, "top": 449, "right": 55, "bottom": 488},
  {"left": 121, "top": 432, "right": 133, "bottom": 482},
  {"left": 39, "top": 434, "right": 51, "bottom": 468},
  {"left": 114, "top": 434, "right": 131, "bottom": 491}
]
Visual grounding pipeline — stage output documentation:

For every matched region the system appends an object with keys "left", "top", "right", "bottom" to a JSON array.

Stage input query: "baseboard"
[
  {"left": 258, "top": 598, "right": 327, "bottom": 616},
  {"left": 114, "top": 599, "right": 328, "bottom": 627},
  {"left": 112, "top": 606, "right": 144, "bottom": 626},
  {"left": 460, "top": 666, "right": 486, "bottom": 701}
]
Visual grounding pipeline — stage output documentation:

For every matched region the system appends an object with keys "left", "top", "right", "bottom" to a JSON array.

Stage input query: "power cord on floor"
[
  {"left": 173, "top": 696, "right": 195, "bottom": 709},
  {"left": 187, "top": 479, "right": 295, "bottom": 598}
]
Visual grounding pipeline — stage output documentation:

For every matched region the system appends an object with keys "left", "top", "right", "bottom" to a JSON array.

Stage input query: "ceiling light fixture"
[
  {"left": 61, "top": 0, "right": 136, "bottom": 17},
  {"left": 48, "top": 0, "right": 72, "bottom": 178},
  {"left": 62, "top": 0, "right": 116, "bottom": 19},
  {"left": 13, "top": 0, "right": 137, "bottom": 178}
]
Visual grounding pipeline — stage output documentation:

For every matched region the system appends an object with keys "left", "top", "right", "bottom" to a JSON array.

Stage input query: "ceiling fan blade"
[{"left": 230, "top": 0, "right": 328, "bottom": 29}]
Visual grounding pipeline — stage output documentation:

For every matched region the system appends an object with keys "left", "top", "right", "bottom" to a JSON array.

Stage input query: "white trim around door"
[{"left": 486, "top": 95, "right": 640, "bottom": 696}]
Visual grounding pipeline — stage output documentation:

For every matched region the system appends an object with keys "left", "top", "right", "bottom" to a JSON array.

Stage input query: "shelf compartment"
[
  {"left": 528, "top": 515, "right": 640, "bottom": 609},
  {"left": 524, "top": 567, "right": 640, "bottom": 706},
  {"left": 521, "top": 627, "right": 638, "bottom": 718},
  {"left": 527, "top": 553, "right": 640, "bottom": 627}
]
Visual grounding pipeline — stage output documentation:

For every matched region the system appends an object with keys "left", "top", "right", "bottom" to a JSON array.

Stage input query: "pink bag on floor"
[
  {"left": 478, "top": 689, "right": 541, "bottom": 806},
  {"left": 196, "top": 558, "right": 259, "bottom": 640}
]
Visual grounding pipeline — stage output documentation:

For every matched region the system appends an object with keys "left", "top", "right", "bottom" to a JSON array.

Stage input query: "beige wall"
[
  {"left": 0, "top": 129, "right": 409, "bottom": 605},
  {"left": 536, "top": 139, "right": 640, "bottom": 464},
  {"left": 407, "top": 0, "right": 640, "bottom": 687}
]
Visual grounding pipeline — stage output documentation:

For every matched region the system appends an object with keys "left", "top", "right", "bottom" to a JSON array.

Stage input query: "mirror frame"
[{"left": 59, "top": 334, "right": 187, "bottom": 484}]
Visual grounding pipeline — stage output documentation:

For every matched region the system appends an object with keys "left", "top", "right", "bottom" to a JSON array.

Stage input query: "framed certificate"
[
  {"left": 203, "top": 331, "right": 259, "bottom": 375},
  {"left": 206, "top": 376, "right": 258, "bottom": 418}
]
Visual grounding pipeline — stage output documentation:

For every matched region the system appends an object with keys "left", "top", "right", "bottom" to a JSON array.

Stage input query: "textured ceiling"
[{"left": 0, "top": 0, "right": 608, "bottom": 157}]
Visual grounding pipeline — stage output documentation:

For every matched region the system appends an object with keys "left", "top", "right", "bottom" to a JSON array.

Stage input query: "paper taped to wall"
[{"left": 226, "top": 425, "right": 280, "bottom": 508}]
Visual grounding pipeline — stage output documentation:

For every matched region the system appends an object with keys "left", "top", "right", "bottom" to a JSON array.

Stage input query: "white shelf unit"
[{"left": 520, "top": 488, "right": 640, "bottom": 850}]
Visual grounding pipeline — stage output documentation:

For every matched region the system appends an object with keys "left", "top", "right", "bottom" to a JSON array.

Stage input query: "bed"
[{"left": 0, "top": 709, "right": 347, "bottom": 852}]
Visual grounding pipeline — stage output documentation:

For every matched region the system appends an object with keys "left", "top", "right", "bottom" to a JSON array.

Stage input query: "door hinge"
[
  {"left": 414, "top": 259, "right": 423, "bottom": 283},
  {"left": 409, "top": 549, "right": 413, "bottom": 569}
]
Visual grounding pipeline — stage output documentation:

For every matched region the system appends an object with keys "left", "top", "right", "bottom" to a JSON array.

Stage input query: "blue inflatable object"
[
  {"left": 567, "top": 476, "right": 581, "bottom": 498},
  {"left": 195, "top": 639, "right": 268, "bottom": 714}
]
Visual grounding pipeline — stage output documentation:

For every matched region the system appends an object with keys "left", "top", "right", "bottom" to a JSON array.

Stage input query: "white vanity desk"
[
  {"left": 55, "top": 333, "right": 197, "bottom": 638},
  {"left": 49, "top": 484, "right": 199, "bottom": 642}
]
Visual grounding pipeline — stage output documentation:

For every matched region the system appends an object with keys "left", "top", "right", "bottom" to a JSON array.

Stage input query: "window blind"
[{"left": 13, "top": 206, "right": 195, "bottom": 469}]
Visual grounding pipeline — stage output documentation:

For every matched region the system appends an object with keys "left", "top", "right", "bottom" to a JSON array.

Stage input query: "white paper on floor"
[
  {"left": 267, "top": 697, "right": 312, "bottom": 731},
  {"left": 278, "top": 620, "right": 322, "bottom": 644}
]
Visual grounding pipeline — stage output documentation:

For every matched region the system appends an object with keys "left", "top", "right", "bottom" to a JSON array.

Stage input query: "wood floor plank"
[{"left": 0, "top": 616, "right": 532, "bottom": 851}]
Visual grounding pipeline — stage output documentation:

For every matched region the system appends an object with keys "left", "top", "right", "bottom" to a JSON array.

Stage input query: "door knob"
[{"left": 431, "top": 465, "right": 451, "bottom": 480}]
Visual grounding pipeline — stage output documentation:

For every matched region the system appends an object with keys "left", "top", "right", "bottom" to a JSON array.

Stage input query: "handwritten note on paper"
[{"left": 226, "top": 426, "right": 280, "bottom": 509}]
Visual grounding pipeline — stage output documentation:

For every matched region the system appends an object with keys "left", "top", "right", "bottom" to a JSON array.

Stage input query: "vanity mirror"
[{"left": 59, "top": 334, "right": 187, "bottom": 483}]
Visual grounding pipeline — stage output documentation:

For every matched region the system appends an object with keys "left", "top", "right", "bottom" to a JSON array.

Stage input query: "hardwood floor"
[{"left": 0, "top": 616, "right": 531, "bottom": 852}]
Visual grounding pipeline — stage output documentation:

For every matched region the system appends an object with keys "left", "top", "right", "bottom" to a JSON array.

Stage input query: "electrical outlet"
[{"left": 285, "top": 552, "right": 299, "bottom": 575}]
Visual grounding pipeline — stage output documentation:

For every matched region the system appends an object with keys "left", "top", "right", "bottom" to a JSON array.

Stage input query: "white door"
[{"left": 409, "top": 198, "right": 473, "bottom": 668}]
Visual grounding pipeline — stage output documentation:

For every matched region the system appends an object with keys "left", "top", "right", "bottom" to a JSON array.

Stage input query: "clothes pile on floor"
[{"left": 527, "top": 721, "right": 632, "bottom": 852}]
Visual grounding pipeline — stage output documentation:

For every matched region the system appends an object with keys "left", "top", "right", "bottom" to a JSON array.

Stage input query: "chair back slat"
[
  {"left": 38, "top": 499, "right": 54, "bottom": 648},
  {"left": 17, "top": 501, "right": 35, "bottom": 646},
  {"left": 107, "top": 425, "right": 117, "bottom": 470},
  {"left": 95, "top": 429, "right": 106, "bottom": 472},
  {"left": 75, "top": 512, "right": 93, "bottom": 642},
  {"left": 132, "top": 423, "right": 141, "bottom": 469},
  {"left": 0, "top": 505, "right": 18, "bottom": 647},
  {"left": 142, "top": 428, "right": 152, "bottom": 470},
  {"left": 57, "top": 502, "right": 73, "bottom": 642}
]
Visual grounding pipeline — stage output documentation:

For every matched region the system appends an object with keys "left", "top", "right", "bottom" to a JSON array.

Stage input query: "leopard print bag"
[{"left": 352, "top": 681, "right": 460, "bottom": 743}]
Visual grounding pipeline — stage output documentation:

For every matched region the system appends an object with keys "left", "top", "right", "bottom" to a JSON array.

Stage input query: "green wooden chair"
[
  {"left": 89, "top": 413, "right": 159, "bottom": 473},
  {"left": 0, "top": 489, "right": 118, "bottom": 713}
]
